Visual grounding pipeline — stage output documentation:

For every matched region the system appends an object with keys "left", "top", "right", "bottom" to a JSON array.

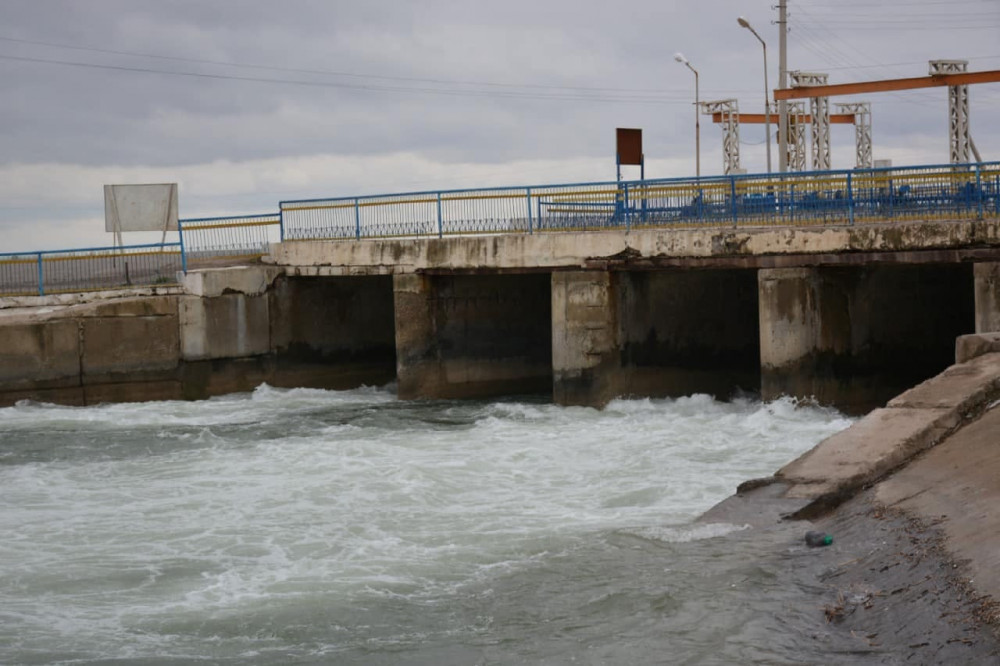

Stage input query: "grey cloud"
[{"left": 1, "top": 0, "right": 997, "bottom": 239}]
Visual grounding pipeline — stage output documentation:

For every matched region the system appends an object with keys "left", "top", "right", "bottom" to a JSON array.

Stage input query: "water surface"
[{"left": 0, "top": 385, "right": 853, "bottom": 664}]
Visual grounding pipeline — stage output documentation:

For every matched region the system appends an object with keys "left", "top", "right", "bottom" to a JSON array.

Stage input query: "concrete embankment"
[
  {"left": 0, "top": 267, "right": 397, "bottom": 406},
  {"left": 702, "top": 332, "right": 1000, "bottom": 659}
]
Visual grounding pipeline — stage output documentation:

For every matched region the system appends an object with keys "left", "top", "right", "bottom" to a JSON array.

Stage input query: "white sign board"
[{"left": 104, "top": 183, "right": 179, "bottom": 233}]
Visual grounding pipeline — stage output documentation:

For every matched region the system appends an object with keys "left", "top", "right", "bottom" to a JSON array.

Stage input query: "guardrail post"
[
  {"left": 847, "top": 172, "right": 855, "bottom": 226},
  {"left": 354, "top": 198, "right": 361, "bottom": 240},
  {"left": 624, "top": 183, "right": 631, "bottom": 231},
  {"left": 36, "top": 253, "right": 44, "bottom": 296},
  {"left": 436, "top": 192, "right": 443, "bottom": 238},
  {"left": 526, "top": 188, "right": 533, "bottom": 234},
  {"left": 177, "top": 219, "right": 188, "bottom": 273},
  {"left": 730, "top": 176, "right": 738, "bottom": 227},
  {"left": 975, "top": 164, "right": 984, "bottom": 219},
  {"left": 888, "top": 177, "right": 894, "bottom": 220}
]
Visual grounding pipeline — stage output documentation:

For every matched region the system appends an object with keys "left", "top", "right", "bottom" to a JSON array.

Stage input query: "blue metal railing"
[
  {"left": 0, "top": 243, "right": 183, "bottom": 297},
  {"left": 178, "top": 212, "right": 281, "bottom": 266},
  {"left": 0, "top": 212, "right": 280, "bottom": 297},
  {"left": 279, "top": 162, "right": 1000, "bottom": 241},
  {"left": 3, "top": 163, "right": 999, "bottom": 298}
]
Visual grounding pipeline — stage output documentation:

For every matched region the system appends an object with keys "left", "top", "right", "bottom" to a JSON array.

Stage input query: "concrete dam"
[{"left": 3, "top": 219, "right": 1000, "bottom": 413}]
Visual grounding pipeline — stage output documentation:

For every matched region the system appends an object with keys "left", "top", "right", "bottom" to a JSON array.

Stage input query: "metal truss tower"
[
  {"left": 786, "top": 102, "right": 808, "bottom": 171},
  {"left": 835, "top": 102, "right": 873, "bottom": 168},
  {"left": 701, "top": 99, "right": 741, "bottom": 174},
  {"left": 790, "top": 71, "right": 831, "bottom": 170},
  {"left": 929, "top": 60, "right": 970, "bottom": 163}
]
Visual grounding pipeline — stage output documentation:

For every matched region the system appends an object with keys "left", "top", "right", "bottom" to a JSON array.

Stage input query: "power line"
[
  {"left": 786, "top": 11, "right": 942, "bottom": 110},
  {"left": 0, "top": 53, "right": 713, "bottom": 104},
  {"left": 792, "top": 0, "right": 998, "bottom": 7},
  {"left": 802, "top": 54, "right": 1000, "bottom": 71},
  {"left": 0, "top": 34, "right": 716, "bottom": 98}
]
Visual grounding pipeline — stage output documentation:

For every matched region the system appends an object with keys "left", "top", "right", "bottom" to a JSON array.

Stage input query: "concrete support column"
[
  {"left": 394, "top": 273, "right": 443, "bottom": 399},
  {"left": 974, "top": 262, "right": 1000, "bottom": 333},
  {"left": 552, "top": 271, "right": 620, "bottom": 407},
  {"left": 758, "top": 267, "right": 849, "bottom": 407}
]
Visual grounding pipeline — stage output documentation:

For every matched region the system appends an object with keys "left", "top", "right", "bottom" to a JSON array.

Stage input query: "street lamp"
[
  {"left": 737, "top": 16, "right": 772, "bottom": 173},
  {"left": 674, "top": 52, "right": 700, "bottom": 178}
]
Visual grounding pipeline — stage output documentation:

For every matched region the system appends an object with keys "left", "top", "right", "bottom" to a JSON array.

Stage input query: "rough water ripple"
[{"left": 0, "top": 385, "right": 853, "bottom": 664}]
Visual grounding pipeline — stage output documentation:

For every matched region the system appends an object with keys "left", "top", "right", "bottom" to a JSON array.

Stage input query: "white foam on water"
[{"left": 0, "top": 386, "right": 853, "bottom": 661}]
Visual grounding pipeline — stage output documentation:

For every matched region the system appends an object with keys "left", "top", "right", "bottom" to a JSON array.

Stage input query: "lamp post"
[
  {"left": 737, "top": 16, "right": 772, "bottom": 173},
  {"left": 674, "top": 52, "right": 700, "bottom": 179}
]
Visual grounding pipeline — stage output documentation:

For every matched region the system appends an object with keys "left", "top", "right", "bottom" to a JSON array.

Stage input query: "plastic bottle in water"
[{"left": 805, "top": 531, "right": 833, "bottom": 547}]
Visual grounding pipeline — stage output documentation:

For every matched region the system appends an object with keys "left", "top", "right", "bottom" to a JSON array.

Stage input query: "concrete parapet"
[
  {"left": 0, "top": 286, "right": 183, "bottom": 313},
  {"left": 181, "top": 266, "right": 282, "bottom": 298},
  {"left": 269, "top": 220, "right": 1000, "bottom": 276},
  {"left": 67, "top": 295, "right": 178, "bottom": 318}
]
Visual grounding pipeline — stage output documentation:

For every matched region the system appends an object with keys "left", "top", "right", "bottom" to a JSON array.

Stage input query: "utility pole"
[{"left": 778, "top": 0, "right": 788, "bottom": 173}]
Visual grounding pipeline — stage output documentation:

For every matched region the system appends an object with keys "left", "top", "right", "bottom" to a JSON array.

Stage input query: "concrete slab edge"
[
  {"left": 779, "top": 377, "right": 1000, "bottom": 520},
  {"left": 956, "top": 333, "right": 1000, "bottom": 364}
]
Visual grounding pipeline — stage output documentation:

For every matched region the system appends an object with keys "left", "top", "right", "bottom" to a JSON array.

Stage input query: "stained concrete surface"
[
  {"left": 876, "top": 404, "right": 1000, "bottom": 607},
  {"left": 701, "top": 338, "right": 1000, "bottom": 663}
]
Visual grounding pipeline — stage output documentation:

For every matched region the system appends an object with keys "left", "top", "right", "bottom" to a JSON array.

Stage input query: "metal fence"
[
  {"left": 280, "top": 162, "right": 1000, "bottom": 240},
  {"left": 179, "top": 213, "right": 282, "bottom": 266},
  {"left": 3, "top": 163, "right": 999, "bottom": 298},
  {"left": 0, "top": 213, "right": 282, "bottom": 297},
  {"left": 0, "top": 243, "right": 183, "bottom": 297}
]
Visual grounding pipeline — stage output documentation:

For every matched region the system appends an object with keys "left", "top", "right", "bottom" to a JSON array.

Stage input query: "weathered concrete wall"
[
  {"left": 80, "top": 297, "right": 182, "bottom": 404},
  {"left": 551, "top": 271, "right": 620, "bottom": 407},
  {"left": 974, "top": 262, "right": 1000, "bottom": 333},
  {"left": 760, "top": 264, "right": 974, "bottom": 413},
  {"left": 396, "top": 273, "right": 552, "bottom": 400},
  {"left": 0, "top": 270, "right": 399, "bottom": 406},
  {"left": 551, "top": 269, "right": 759, "bottom": 407},
  {"left": 180, "top": 294, "right": 270, "bottom": 361},
  {"left": 0, "top": 317, "right": 85, "bottom": 404},
  {"left": 270, "top": 219, "right": 1000, "bottom": 276},
  {"left": 617, "top": 269, "right": 760, "bottom": 399},
  {"left": 0, "top": 297, "right": 184, "bottom": 405},
  {"left": 268, "top": 275, "right": 397, "bottom": 390}
]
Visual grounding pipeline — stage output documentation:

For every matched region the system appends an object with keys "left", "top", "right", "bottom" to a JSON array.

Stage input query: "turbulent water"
[{"left": 0, "top": 385, "right": 853, "bottom": 665}]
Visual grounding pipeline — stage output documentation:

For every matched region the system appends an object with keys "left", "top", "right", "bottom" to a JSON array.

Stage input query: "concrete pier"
[
  {"left": 551, "top": 271, "right": 619, "bottom": 407},
  {"left": 3, "top": 222, "right": 1000, "bottom": 409},
  {"left": 974, "top": 261, "right": 1000, "bottom": 332}
]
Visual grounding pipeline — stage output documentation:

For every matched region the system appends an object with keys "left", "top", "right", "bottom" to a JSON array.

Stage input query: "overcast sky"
[{"left": 2, "top": 0, "right": 999, "bottom": 251}]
